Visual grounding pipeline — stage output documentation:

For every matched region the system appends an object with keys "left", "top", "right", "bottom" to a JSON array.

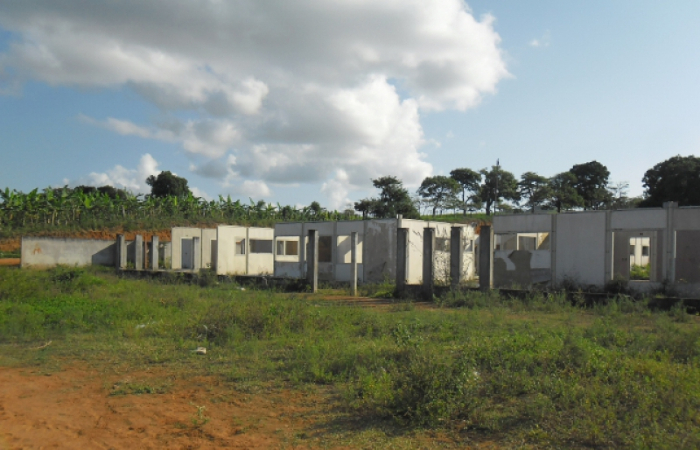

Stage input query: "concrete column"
[
  {"left": 350, "top": 231, "right": 358, "bottom": 296},
  {"left": 664, "top": 201, "right": 677, "bottom": 282},
  {"left": 192, "top": 236, "right": 201, "bottom": 271},
  {"left": 307, "top": 229, "right": 318, "bottom": 292},
  {"left": 116, "top": 234, "right": 126, "bottom": 269},
  {"left": 450, "top": 226, "right": 464, "bottom": 287},
  {"left": 151, "top": 236, "right": 159, "bottom": 271},
  {"left": 423, "top": 227, "right": 435, "bottom": 298},
  {"left": 479, "top": 225, "right": 493, "bottom": 291},
  {"left": 396, "top": 228, "right": 408, "bottom": 291},
  {"left": 134, "top": 235, "right": 144, "bottom": 270}
]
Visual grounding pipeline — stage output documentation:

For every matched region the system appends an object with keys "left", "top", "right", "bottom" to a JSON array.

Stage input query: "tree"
[
  {"left": 477, "top": 166, "right": 519, "bottom": 215},
  {"left": 309, "top": 201, "right": 323, "bottom": 216},
  {"left": 548, "top": 172, "right": 583, "bottom": 213},
  {"left": 449, "top": 168, "right": 481, "bottom": 214},
  {"left": 146, "top": 171, "right": 191, "bottom": 198},
  {"left": 354, "top": 176, "right": 420, "bottom": 219},
  {"left": 641, "top": 155, "right": 700, "bottom": 207},
  {"left": 518, "top": 172, "right": 551, "bottom": 212},
  {"left": 569, "top": 161, "right": 611, "bottom": 209},
  {"left": 417, "top": 176, "right": 461, "bottom": 216}
]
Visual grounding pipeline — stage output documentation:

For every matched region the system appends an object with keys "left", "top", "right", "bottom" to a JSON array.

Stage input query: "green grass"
[
  {"left": 0, "top": 251, "right": 20, "bottom": 258},
  {"left": 2, "top": 266, "right": 700, "bottom": 448},
  {"left": 630, "top": 264, "right": 651, "bottom": 280}
]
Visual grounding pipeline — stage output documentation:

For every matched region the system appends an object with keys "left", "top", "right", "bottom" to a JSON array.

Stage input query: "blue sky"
[{"left": 1, "top": 1, "right": 699, "bottom": 209}]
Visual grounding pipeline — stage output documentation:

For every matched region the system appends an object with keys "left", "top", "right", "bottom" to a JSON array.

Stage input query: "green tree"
[
  {"left": 449, "top": 168, "right": 481, "bottom": 214},
  {"left": 354, "top": 176, "right": 420, "bottom": 219},
  {"left": 417, "top": 175, "right": 461, "bottom": 216},
  {"left": 641, "top": 155, "right": 700, "bottom": 207},
  {"left": 548, "top": 172, "right": 583, "bottom": 213},
  {"left": 146, "top": 171, "right": 191, "bottom": 198},
  {"left": 518, "top": 172, "right": 551, "bottom": 212},
  {"left": 569, "top": 161, "right": 612, "bottom": 209},
  {"left": 478, "top": 166, "right": 519, "bottom": 215}
]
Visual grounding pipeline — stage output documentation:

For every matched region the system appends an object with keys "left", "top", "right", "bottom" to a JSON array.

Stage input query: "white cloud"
[
  {"left": 530, "top": 30, "right": 551, "bottom": 48},
  {"left": 67, "top": 153, "right": 160, "bottom": 193},
  {"left": 1, "top": 1, "right": 509, "bottom": 202}
]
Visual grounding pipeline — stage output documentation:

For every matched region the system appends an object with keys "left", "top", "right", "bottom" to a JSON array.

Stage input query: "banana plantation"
[{"left": 0, "top": 187, "right": 356, "bottom": 237}]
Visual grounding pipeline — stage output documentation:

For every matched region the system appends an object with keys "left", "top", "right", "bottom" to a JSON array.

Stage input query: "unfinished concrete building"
[
  {"left": 170, "top": 226, "right": 275, "bottom": 275},
  {"left": 490, "top": 202, "right": 700, "bottom": 295},
  {"left": 274, "top": 217, "right": 477, "bottom": 284}
]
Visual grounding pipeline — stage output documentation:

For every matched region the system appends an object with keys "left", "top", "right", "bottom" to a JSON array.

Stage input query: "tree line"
[
  {"left": 355, "top": 155, "right": 700, "bottom": 218},
  {"left": 0, "top": 171, "right": 355, "bottom": 234}
]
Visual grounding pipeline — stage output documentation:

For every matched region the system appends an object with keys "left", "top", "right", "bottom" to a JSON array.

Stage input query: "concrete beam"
[
  {"left": 423, "top": 227, "right": 435, "bottom": 299},
  {"left": 350, "top": 231, "right": 358, "bottom": 297},
  {"left": 151, "top": 236, "right": 159, "bottom": 271},
  {"left": 134, "top": 235, "right": 144, "bottom": 270},
  {"left": 450, "top": 226, "right": 464, "bottom": 287},
  {"left": 116, "top": 234, "right": 126, "bottom": 269},
  {"left": 193, "top": 236, "right": 201, "bottom": 271},
  {"left": 479, "top": 225, "right": 493, "bottom": 291},
  {"left": 396, "top": 228, "right": 408, "bottom": 292},
  {"left": 307, "top": 229, "right": 318, "bottom": 293}
]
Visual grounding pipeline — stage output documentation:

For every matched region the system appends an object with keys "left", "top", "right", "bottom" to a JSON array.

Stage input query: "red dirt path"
[{"left": 0, "top": 366, "right": 321, "bottom": 449}]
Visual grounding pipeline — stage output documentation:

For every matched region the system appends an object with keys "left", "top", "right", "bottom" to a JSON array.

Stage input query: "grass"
[
  {"left": 2, "top": 265, "right": 700, "bottom": 448},
  {"left": 631, "top": 264, "right": 651, "bottom": 280}
]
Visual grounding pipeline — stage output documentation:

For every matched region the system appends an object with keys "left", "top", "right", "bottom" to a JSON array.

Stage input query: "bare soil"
[
  {"left": 0, "top": 366, "right": 324, "bottom": 449},
  {"left": 0, "top": 259, "right": 20, "bottom": 266}
]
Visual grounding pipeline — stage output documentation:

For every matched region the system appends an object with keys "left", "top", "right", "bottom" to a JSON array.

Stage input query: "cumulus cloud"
[
  {"left": 67, "top": 153, "right": 161, "bottom": 193},
  {"left": 0, "top": 1, "right": 508, "bottom": 205}
]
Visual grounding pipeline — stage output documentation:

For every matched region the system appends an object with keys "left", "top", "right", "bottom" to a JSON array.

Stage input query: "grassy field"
[{"left": 1, "top": 266, "right": 700, "bottom": 448}]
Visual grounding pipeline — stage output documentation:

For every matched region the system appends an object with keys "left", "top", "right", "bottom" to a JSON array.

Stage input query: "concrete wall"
[
  {"left": 216, "top": 226, "right": 274, "bottom": 275},
  {"left": 274, "top": 223, "right": 304, "bottom": 278},
  {"left": 171, "top": 227, "right": 203, "bottom": 270},
  {"left": 201, "top": 228, "right": 217, "bottom": 270},
  {"left": 492, "top": 206, "right": 700, "bottom": 294},
  {"left": 247, "top": 227, "right": 274, "bottom": 275},
  {"left": 335, "top": 221, "right": 365, "bottom": 282},
  {"left": 21, "top": 237, "right": 116, "bottom": 268},
  {"left": 216, "top": 225, "right": 247, "bottom": 275}
]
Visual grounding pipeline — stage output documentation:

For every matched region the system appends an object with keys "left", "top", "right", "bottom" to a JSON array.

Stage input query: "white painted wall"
[
  {"left": 216, "top": 225, "right": 246, "bottom": 275},
  {"left": 171, "top": 227, "right": 202, "bottom": 270},
  {"left": 247, "top": 227, "right": 274, "bottom": 275}
]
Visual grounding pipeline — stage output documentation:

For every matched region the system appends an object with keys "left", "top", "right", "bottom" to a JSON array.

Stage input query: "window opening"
[
  {"left": 250, "top": 239, "right": 273, "bottom": 254},
  {"left": 235, "top": 239, "right": 246, "bottom": 255},
  {"left": 318, "top": 236, "right": 332, "bottom": 263}
]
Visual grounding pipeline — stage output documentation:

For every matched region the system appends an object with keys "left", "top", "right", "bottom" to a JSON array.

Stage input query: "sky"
[{"left": 1, "top": 1, "right": 699, "bottom": 210}]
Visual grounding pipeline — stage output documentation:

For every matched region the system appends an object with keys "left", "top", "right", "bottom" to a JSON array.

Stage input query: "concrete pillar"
[
  {"left": 307, "top": 229, "right": 318, "bottom": 293},
  {"left": 151, "top": 236, "right": 159, "bottom": 271},
  {"left": 396, "top": 228, "right": 408, "bottom": 291},
  {"left": 350, "top": 231, "right": 358, "bottom": 296},
  {"left": 450, "top": 226, "right": 464, "bottom": 287},
  {"left": 116, "top": 234, "right": 126, "bottom": 269},
  {"left": 423, "top": 227, "right": 435, "bottom": 299},
  {"left": 479, "top": 226, "right": 493, "bottom": 291},
  {"left": 664, "top": 201, "right": 677, "bottom": 282},
  {"left": 134, "top": 235, "right": 144, "bottom": 270},
  {"left": 192, "top": 236, "right": 201, "bottom": 271}
]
